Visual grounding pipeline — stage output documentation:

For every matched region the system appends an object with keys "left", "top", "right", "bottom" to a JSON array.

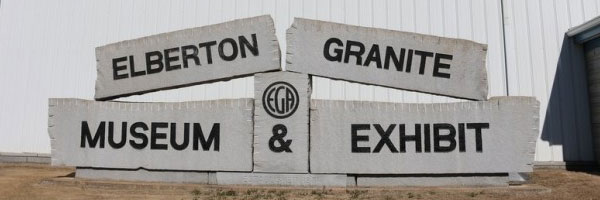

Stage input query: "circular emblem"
[{"left": 262, "top": 81, "right": 300, "bottom": 119}]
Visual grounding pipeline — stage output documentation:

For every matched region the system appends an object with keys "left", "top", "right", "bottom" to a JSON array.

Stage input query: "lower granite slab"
[
  {"left": 74, "top": 168, "right": 511, "bottom": 187},
  {"left": 76, "top": 168, "right": 210, "bottom": 184},
  {"left": 214, "top": 172, "right": 347, "bottom": 187},
  {"left": 356, "top": 175, "right": 509, "bottom": 187}
]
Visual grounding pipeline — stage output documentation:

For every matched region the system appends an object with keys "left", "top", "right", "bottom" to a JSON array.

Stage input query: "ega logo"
[{"left": 262, "top": 81, "right": 299, "bottom": 119}]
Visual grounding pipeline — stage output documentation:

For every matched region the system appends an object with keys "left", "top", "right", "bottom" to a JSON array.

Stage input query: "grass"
[
  {"left": 190, "top": 189, "right": 201, "bottom": 196},
  {"left": 346, "top": 189, "right": 368, "bottom": 199},
  {"left": 216, "top": 189, "right": 237, "bottom": 197},
  {"left": 245, "top": 189, "right": 258, "bottom": 195},
  {"left": 467, "top": 190, "right": 485, "bottom": 198}
]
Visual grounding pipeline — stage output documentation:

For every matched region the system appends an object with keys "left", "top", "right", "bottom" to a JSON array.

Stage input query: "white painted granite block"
[
  {"left": 253, "top": 72, "right": 310, "bottom": 173},
  {"left": 48, "top": 98, "right": 254, "bottom": 172},
  {"left": 95, "top": 15, "right": 281, "bottom": 100},
  {"left": 214, "top": 172, "right": 347, "bottom": 186},
  {"left": 287, "top": 18, "right": 488, "bottom": 100},
  {"left": 310, "top": 97, "right": 539, "bottom": 174},
  {"left": 76, "top": 168, "right": 210, "bottom": 184}
]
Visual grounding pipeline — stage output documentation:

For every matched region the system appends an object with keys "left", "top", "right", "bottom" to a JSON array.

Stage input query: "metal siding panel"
[
  {"left": 504, "top": 0, "right": 596, "bottom": 161},
  {"left": 538, "top": 2, "right": 560, "bottom": 158},
  {"left": 505, "top": 0, "right": 549, "bottom": 161},
  {"left": 583, "top": 0, "right": 598, "bottom": 21},
  {"left": 531, "top": 0, "right": 559, "bottom": 161},
  {"left": 19, "top": 0, "right": 44, "bottom": 153},
  {"left": 570, "top": 0, "right": 585, "bottom": 26}
]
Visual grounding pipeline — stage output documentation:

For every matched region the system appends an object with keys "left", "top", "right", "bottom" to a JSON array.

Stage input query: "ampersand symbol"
[{"left": 269, "top": 124, "right": 292, "bottom": 152}]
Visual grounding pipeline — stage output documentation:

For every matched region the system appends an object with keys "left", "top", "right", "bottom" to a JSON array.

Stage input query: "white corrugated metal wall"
[
  {"left": 0, "top": 0, "right": 595, "bottom": 162},
  {"left": 503, "top": 0, "right": 597, "bottom": 162}
]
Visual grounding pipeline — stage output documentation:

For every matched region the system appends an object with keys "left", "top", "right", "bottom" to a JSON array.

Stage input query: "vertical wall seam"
[{"left": 501, "top": 0, "right": 511, "bottom": 96}]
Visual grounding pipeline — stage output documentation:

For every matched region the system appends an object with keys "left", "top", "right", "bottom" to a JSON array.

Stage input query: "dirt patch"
[{"left": 0, "top": 163, "right": 598, "bottom": 199}]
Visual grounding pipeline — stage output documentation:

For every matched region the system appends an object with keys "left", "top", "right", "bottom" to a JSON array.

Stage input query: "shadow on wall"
[{"left": 540, "top": 34, "right": 596, "bottom": 167}]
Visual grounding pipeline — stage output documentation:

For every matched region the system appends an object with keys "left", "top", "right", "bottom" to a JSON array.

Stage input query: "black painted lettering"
[
  {"left": 181, "top": 45, "right": 200, "bottom": 68},
  {"left": 108, "top": 122, "right": 126, "bottom": 149},
  {"left": 323, "top": 38, "right": 344, "bottom": 62},
  {"left": 414, "top": 50, "right": 433, "bottom": 75},
  {"left": 400, "top": 124, "right": 422, "bottom": 152},
  {"left": 193, "top": 123, "right": 220, "bottom": 151},
  {"left": 433, "top": 53, "right": 452, "bottom": 78},
  {"left": 164, "top": 47, "right": 181, "bottom": 71},
  {"left": 239, "top": 34, "right": 259, "bottom": 58},
  {"left": 467, "top": 123, "right": 489, "bottom": 152},
  {"left": 150, "top": 122, "right": 168, "bottom": 150},
  {"left": 129, "top": 55, "right": 146, "bottom": 77},
  {"left": 424, "top": 124, "right": 431, "bottom": 152},
  {"left": 145, "top": 51, "right": 164, "bottom": 74},
  {"left": 458, "top": 123, "right": 466, "bottom": 152},
  {"left": 112, "top": 56, "right": 129, "bottom": 80},
  {"left": 433, "top": 123, "right": 456, "bottom": 152},
  {"left": 80, "top": 121, "right": 105, "bottom": 148},
  {"left": 373, "top": 124, "right": 398, "bottom": 153},
  {"left": 129, "top": 122, "right": 149, "bottom": 149},
  {"left": 198, "top": 41, "right": 217, "bottom": 64},
  {"left": 275, "top": 86, "right": 285, "bottom": 113},
  {"left": 171, "top": 123, "right": 190, "bottom": 151},
  {"left": 285, "top": 87, "right": 295, "bottom": 113},
  {"left": 344, "top": 40, "right": 365, "bottom": 65},
  {"left": 364, "top": 44, "right": 382, "bottom": 68},
  {"left": 351, "top": 124, "right": 370, "bottom": 153},
  {"left": 384, "top": 47, "right": 405, "bottom": 71},
  {"left": 405, "top": 49, "right": 414, "bottom": 72},
  {"left": 218, "top": 38, "right": 238, "bottom": 61}
]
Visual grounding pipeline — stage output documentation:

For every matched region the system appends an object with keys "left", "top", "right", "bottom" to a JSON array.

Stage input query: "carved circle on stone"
[{"left": 262, "top": 81, "right": 300, "bottom": 119}]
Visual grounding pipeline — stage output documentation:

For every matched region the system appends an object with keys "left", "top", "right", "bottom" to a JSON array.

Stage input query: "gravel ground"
[{"left": 0, "top": 163, "right": 598, "bottom": 199}]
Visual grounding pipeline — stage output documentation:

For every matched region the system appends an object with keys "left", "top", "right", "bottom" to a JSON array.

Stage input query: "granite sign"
[
  {"left": 309, "top": 97, "right": 539, "bottom": 174},
  {"left": 46, "top": 16, "right": 540, "bottom": 186},
  {"left": 286, "top": 18, "right": 488, "bottom": 100},
  {"left": 253, "top": 72, "right": 310, "bottom": 173},
  {"left": 49, "top": 98, "right": 254, "bottom": 171},
  {"left": 95, "top": 15, "right": 281, "bottom": 100}
]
